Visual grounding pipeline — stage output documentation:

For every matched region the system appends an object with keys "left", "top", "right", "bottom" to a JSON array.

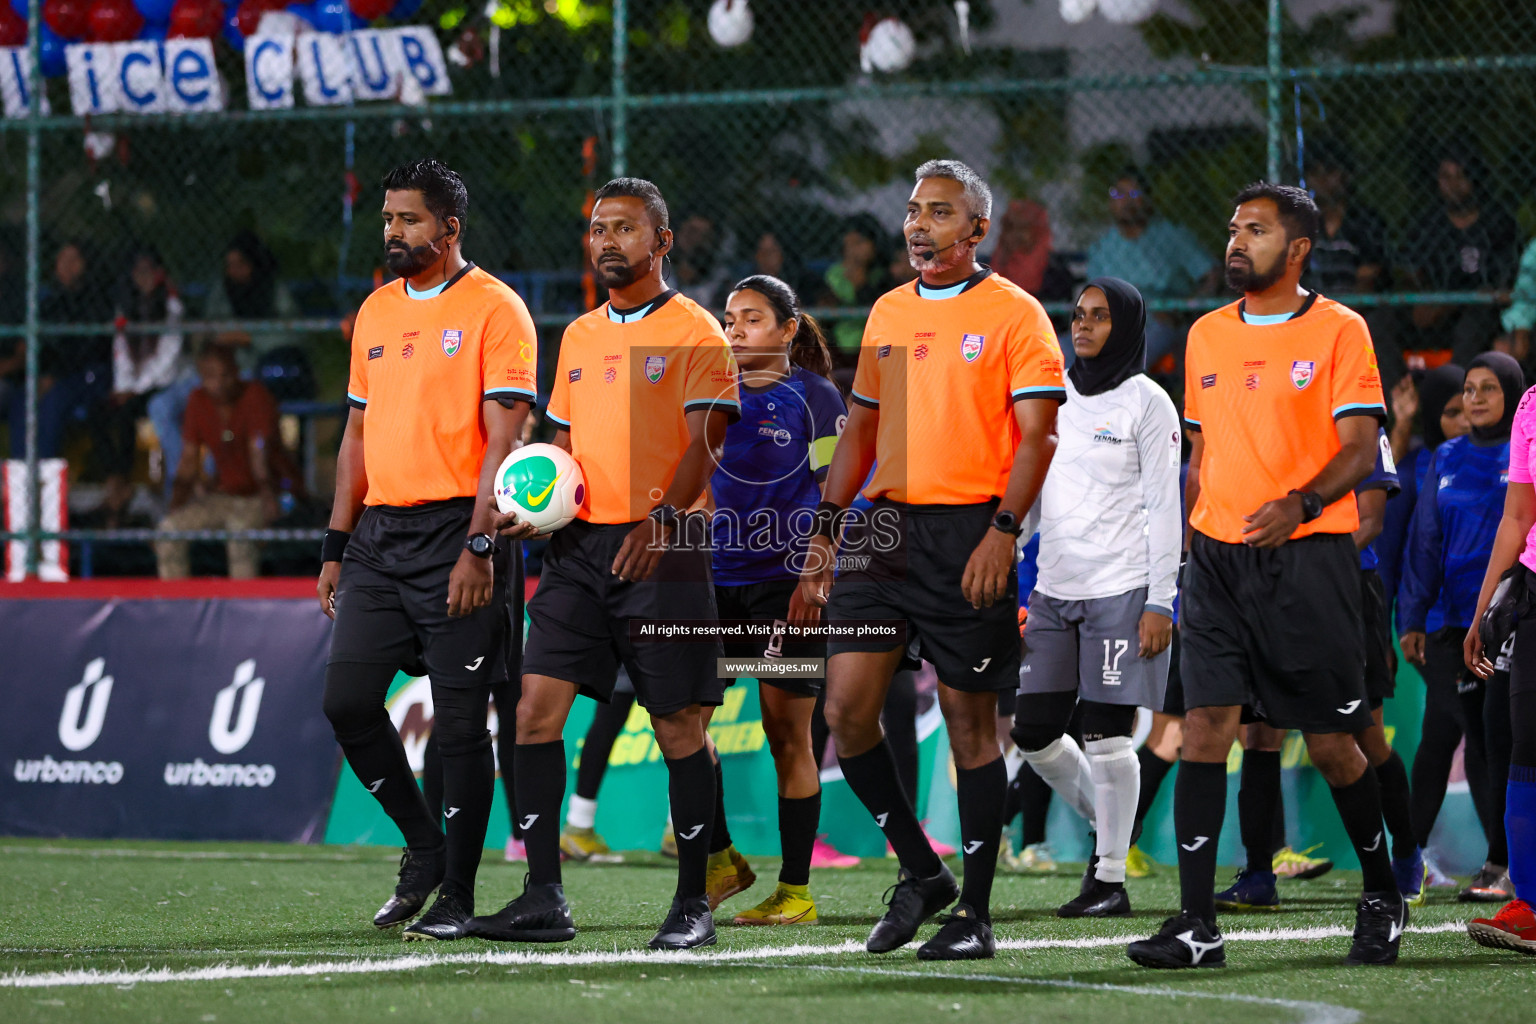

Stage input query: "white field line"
[
  {"left": 735, "top": 962, "right": 1361, "bottom": 1024},
  {"left": 0, "top": 846, "right": 376, "bottom": 862},
  {"left": 0, "top": 921, "right": 1467, "bottom": 990}
]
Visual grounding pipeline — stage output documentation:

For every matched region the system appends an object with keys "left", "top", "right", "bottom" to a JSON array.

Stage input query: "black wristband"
[
  {"left": 322, "top": 529, "right": 351, "bottom": 563},
  {"left": 813, "top": 500, "right": 843, "bottom": 541}
]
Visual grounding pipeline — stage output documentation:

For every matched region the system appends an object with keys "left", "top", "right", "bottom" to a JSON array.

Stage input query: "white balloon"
[
  {"left": 862, "top": 17, "right": 916, "bottom": 74},
  {"left": 707, "top": 0, "right": 755, "bottom": 49},
  {"left": 1059, "top": 0, "right": 1097, "bottom": 24},
  {"left": 1099, "top": 0, "right": 1159, "bottom": 24}
]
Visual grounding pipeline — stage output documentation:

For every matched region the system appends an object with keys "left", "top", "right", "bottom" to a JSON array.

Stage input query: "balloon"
[
  {"left": 44, "top": 0, "right": 91, "bottom": 38},
  {"left": 167, "top": 0, "right": 219, "bottom": 36},
  {"left": 87, "top": 0, "right": 145, "bottom": 40},
  {"left": 386, "top": 0, "right": 420, "bottom": 19},
  {"left": 8, "top": 0, "right": 23, "bottom": 19},
  {"left": 348, "top": 0, "right": 390, "bottom": 20},
  {"left": 0, "top": 4, "right": 24, "bottom": 46},
  {"left": 285, "top": 1, "right": 316, "bottom": 27},
  {"left": 308, "top": 0, "right": 361, "bottom": 30},
  {"left": 140, "top": 18, "right": 166, "bottom": 38},
  {"left": 38, "top": 23, "right": 68, "bottom": 77},
  {"left": 133, "top": 0, "right": 176, "bottom": 24}
]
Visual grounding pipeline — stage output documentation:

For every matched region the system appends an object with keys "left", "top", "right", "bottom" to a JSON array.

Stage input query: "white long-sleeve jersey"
[{"left": 1033, "top": 373, "right": 1182, "bottom": 614}]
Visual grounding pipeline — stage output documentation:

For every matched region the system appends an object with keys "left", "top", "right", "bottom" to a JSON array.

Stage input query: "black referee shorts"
[
  {"left": 825, "top": 499, "right": 1018, "bottom": 693},
  {"left": 522, "top": 517, "right": 726, "bottom": 717},
  {"left": 1180, "top": 530, "right": 1371, "bottom": 734},
  {"left": 715, "top": 578, "right": 823, "bottom": 697},
  {"left": 328, "top": 498, "right": 516, "bottom": 691},
  {"left": 1361, "top": 568, "right": 1395, "bottom": 709}
]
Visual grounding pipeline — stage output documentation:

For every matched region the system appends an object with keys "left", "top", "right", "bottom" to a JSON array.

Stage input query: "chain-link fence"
[{"left": 3, "top": 0, "right": 1535, "bottom": 578}]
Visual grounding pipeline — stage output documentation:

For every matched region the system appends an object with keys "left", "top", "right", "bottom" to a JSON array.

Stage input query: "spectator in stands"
[
  {"left": 0, "top": 242, "right": 26, "bottom": 452},
  {"left": 718, "top": 230, "right": 813, "bottom": 306},
  {"left": 155, "top": 344, "right": 279, "bottom": 580},
  {"left": 90, "top": 249, "right": 186, "bottom": 527},
  {"left": 1502, "top": 237, "right": 1536, "bottom": 367},
  {"left": 988, "top": 198, "right": 1052, "bottom": 295},
  {"left": 1085, "top": 169, "right": 1216, "bottom": 364},
  {"left": 819, "top": 213, "right": 889, "bottom": 354},
  {"left": 671, "top": 214, "right": 731, "bottom": 307},
  {"left": 1303, "top": 141, "right": 1390, "bottom": 295},
  {"left": 888, "top": 230, "right": 918, "bottom": 287},
  {"left": 1370, "top": 145, "right": 1519, "bottom": 394},
  {"left": 9, "top": 241, "right": 114, "bottom": 461}
]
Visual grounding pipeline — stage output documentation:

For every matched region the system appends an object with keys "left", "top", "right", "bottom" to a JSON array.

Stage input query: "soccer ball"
[
  {"left": 495, "top": 443, "right": 585, "bottom": 533},
  {"left": 861, "top": 17, "right": 915, "bottom": 74},
  {"left": 706, "top": 0, "right": 753, "bottom": 48},
  {"left": 1099, "top": 0, "right": 1159, "bottom": 24}
]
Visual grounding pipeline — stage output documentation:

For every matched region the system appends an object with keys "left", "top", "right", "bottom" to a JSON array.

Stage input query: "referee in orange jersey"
[
  {"left": 318, "top": 160, "right": 537, "bottom": 942},
  {"left": 1126, "top": 183, "right": 1401, "bottom": 971}
]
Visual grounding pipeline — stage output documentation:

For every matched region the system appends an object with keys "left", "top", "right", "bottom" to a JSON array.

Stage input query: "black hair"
[
  {"left": 197, "top": 341, "right": 239, "bottom": 369},
  {"left": 1233, "top": 181, "right": 1320, "bottom": 250},
  {"left": 593, "top": 176, "right": 670, "bottom": 233},
  {"left": 381, "top": 159, "right": 469, "bottom": 241},
  {"left": 1113, "top": 165, "right": 1151, "bottom": 196},
  {"left": 730, "top": 274, "right": 833, "bottom": 382}
]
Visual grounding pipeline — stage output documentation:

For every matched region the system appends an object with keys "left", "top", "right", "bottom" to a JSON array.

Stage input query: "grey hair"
[{"left": 914, "top": 159, "right": 993, "bottom": 220}]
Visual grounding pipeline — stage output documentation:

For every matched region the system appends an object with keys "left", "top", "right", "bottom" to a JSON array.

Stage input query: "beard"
[
  {"left": 385, "top": 242, "right": 436, "bottom": 278},
  {"left": 907, "top": 239, "right": 969, "bottom": 276},
  {"left": 1225, "top": 253, "right": 1285, "bottom": 293},
  {"left": 595, "top": 254, "right": 645, "bottom": 289}
]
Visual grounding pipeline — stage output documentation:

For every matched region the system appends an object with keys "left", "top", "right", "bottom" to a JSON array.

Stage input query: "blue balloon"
[
  {"left": 134, "top": 0, "right": 177, "bottom": 24},
  {"left": 309, "top": 0, "right": 363, "bottom": 31},
  {"left": 9, "top": 0, "right": 24, "bottom": 18},
  {"left": 38, "top": 24, "right": 66, "bottom": 79},
  {"left": 388, "top": 0, "right": 423, "bottom": 19},
  {"left": 222, "top": 4, "right": 244, "bottom": 50},
  {"left": 140, "top": 20, "right": 168, "bottom": 40},
  {"left": 286, "top": 2, "right": 318, "bottom": 27}
]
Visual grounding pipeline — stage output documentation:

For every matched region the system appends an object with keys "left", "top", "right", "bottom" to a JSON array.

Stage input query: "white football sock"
[
  {"left": 1086, "top": 736, "right": 1140, "bottom": 884},
  {"left": 1022, "top": 735, "right": 1095, "bottom": 828},
  {"left": 566, "top": 794, "right": 597, "bottom": 830}
]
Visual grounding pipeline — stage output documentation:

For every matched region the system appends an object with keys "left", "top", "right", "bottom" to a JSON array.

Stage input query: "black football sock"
[
  {"left": 1239, "top": 750, "right": 1281, "bottom": 874},
  {"left": 1131, "top": 746, "right": 1175, "bottom": 847},
  {"left": 1375, "top": 749, "right": 1416, "bottom": 859},
  {"left": 778, "top": 792, "right": 821, "bottom": 887},
  {"left": 839, "top": 740, "right": 943, "bottom": 878},
  {"left": 573, "top": 692, "right": 633, "bottom": 801},
  {"left": 1020, "top": 765, "right": 1053, "bottom": 847},
  {"left": 956, "top": 757, "right": 1006, "bottom": 918},
  {"left": 709, "top": 752, "right": 733, "bottom": 855},
  {"left": 666, "top": 747, "right": 717, "bottom": 900},
  {"left": 513, "top": 740, "right": 566, "bottom": 887},
  {"left": 438, "top": 738, "right": 494, "bottom": 902},
  {"left": 1330, "top": 766, "right": 1396, "bottom": 894},
  {"left": 1175, "top": 760, "right": 1227, "bottom": 928}
]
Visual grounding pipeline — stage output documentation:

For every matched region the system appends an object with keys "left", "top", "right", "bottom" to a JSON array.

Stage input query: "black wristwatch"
[
  {"left": 464, "top": 533, "right": 495, "bottom": 559},
  {"left": 1289, "top": 489, "right": 1324, "bottom": 524},
  {"left": 648, "top": 504, "right": 680, "bottom": 530},
  {"left": 990, "top": 510, "right": 1023, "bottom": 536}
]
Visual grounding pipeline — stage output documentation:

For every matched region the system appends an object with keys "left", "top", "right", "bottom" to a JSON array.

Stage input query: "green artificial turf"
[{"left": 2, "top": 838, "right": 1531, "bottom": 1024}]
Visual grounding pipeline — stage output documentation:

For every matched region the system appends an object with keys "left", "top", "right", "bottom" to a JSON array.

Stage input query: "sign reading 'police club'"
[{"left": 0, "top": 28, "right": 451, "bottom": 119}]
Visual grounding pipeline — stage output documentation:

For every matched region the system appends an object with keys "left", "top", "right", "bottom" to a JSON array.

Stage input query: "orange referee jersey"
[
  {"left": 546, "top": 290, "right": 740, "bottom": 524},
  {"left": 1183, "top": 293, "right": 1386, "bottom": 543},
  {"left": 347, "top": 265, "right": 538, "bottom": 507},
  {"left": 850, "top": 270, "right": 1064, "bottom": 505}
]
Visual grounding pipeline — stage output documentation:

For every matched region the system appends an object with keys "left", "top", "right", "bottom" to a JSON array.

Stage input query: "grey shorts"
[{"left": 1019, "top": 587, "right": 1169, "bottom": 709}]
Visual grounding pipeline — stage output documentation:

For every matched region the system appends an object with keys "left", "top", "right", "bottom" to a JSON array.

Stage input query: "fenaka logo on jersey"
[
  {"left": 644, "top": 355, "right": 667, "bottom": 383},
  {"left": 441, "top": 329, "right": 463, "bottom": 358},
  {"left": 1291, "top": 360, "right": 1316, "bottom": 390},
  {"left": 961, "top": 333, "right": 985, "bottom": 362}
]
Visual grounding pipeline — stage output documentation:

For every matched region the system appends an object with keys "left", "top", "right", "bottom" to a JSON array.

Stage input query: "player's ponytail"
[{"left": 730, "top": 273, "right": 835, "bottom": 383}]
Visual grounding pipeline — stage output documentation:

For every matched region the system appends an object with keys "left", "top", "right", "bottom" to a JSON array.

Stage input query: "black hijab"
[
  {"left": 1067, "top": 276, "right": 1146, "bottom": 397},
  {"left": 1417, "top": 363, "right": 1465, "bottom": 450},
  {"left": 1467, "top": 350, "right": 1525, "bottom": 444}
]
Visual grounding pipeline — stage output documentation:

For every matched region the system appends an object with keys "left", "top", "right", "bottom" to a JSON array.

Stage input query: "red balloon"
[
  {"left": 43, "top": 0, "right": 90, "bottom": 39},
  {"left": 86, "top": 0, "right": 144, "bottom": 41},
  {"left": 168, "top": 0, "right": 220, "bottom": 38},
  {"left": 232, "top": 0, "right": 269, "bottom": 37},
  {"left": 348, "top": 0, "right": 392, "bottom": 20},
  {"left": 0, "top": 5, "right": 25, "bottom": 47}
]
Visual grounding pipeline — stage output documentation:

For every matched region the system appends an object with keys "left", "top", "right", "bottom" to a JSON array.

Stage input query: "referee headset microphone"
[{"left": 915, "top": 217, "right": 984, "bottom": 261}]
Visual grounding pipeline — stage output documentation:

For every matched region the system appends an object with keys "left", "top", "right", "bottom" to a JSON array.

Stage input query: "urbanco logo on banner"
[
  {"left": 12, "top": 658, "right": 125, "bottom": 785},
  {"left": 164, "top": 660, "right": 277, "bottom": 789}
]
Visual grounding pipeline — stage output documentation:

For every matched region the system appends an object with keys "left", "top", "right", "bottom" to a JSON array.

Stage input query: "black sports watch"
[
  {"left": 990, "top": 510, "right": 1023, "bottom": 536},
  {"left": 648, "top": 504, "right": 680, "bottom": 530},
  {"left": 464, "top": 533, "right": 495, "bottom": 559},
  {"left": 1289, "top": 489, "right": 1324, "bottom": 524}
]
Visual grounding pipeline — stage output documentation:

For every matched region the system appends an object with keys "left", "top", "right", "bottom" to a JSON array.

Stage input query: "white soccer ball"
[
  {"left": 1099, "top": 0, "right": 1159, "bottom": 24},
  {"left": 494, "top": 443, "right": 586, "bottom": 533},
  {"left": 862, "top": 17, "right": 915, "bottom": 74},
  {"left": 707, "top": 0, "right": 754, "bottom": 48}
]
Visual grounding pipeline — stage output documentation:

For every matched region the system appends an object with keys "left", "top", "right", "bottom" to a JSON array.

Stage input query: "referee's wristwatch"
[
  {"left": 648, "top": 504, "right": 680, "bottom": 531},
  {"left": 990, "top": 509, "right": 1023, "bottom": 537},
  {"left": 1288, "top": 489, "right": 1324, "bottom": 524},
  {"left": 464, "top": 533, "right": 496, "bottom": 559}
]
